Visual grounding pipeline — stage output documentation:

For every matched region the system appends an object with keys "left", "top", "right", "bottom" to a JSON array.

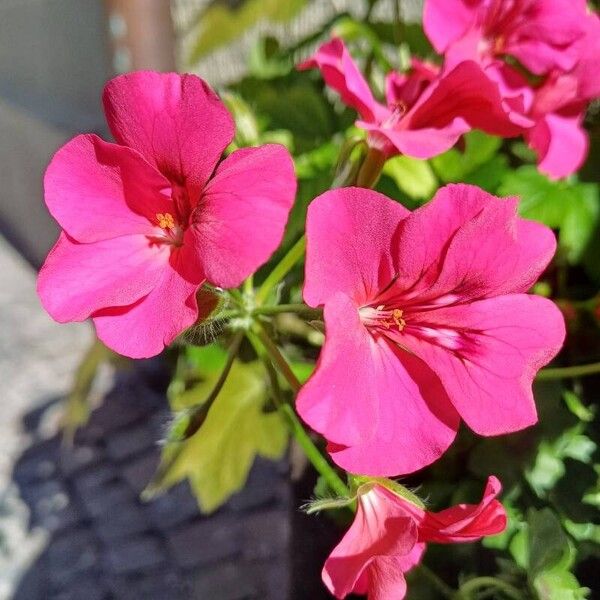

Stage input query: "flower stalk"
[
  {"left": 246, "top": 325, "right": 350, "bottom": 498},
  {"left": 537, "top": 361, "right": 600, "bottom": 380}
]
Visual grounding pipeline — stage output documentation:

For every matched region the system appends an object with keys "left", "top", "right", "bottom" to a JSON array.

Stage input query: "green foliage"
[
  {"left": 383, "top": 155, "right": 438, "bottom": 200},
  {"left": 431, "top": 131, "right": 504, "bottom": 187},
  {"left": 162, "top": 11, "right": 600, "bottom": 597},
  {"left": 499, "top": 167, "right": 600, "bottom": 265},
  {"left": 149, "top": 356, "right": 288, "bottom": 513},
  {"left": 187, "top": 0, "right": 306, "bottom": 63}
]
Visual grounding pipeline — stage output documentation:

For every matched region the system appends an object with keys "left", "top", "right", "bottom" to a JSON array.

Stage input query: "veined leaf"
[{"left": 147, "top": 361, "right": 288, "bottom": 513}]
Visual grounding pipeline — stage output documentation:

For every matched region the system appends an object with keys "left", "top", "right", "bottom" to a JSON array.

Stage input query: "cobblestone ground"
[{"left": 0, "top": 236, "right": 292, "bottom": 600}]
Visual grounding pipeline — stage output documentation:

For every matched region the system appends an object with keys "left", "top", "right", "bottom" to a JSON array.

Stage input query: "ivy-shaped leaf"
[{"left": 148, "top": 361, "right": 288, "bottom": 513}]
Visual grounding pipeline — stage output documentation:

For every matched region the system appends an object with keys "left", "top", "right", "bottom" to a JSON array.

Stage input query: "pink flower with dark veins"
[
  {"left": 298, "top": 185, "right": 565, "bottom": 476},
  {"left": 38, "top": 71, "right": 296, "bottom": 358},
  {"left": 297, "top": 38, "right": 528, "bottom": 159},
  {"left": 323, "top": 477, "right": 506, "bottom": 599},
  {"left": 424, "top": 0, "right": 590, "bottom": 75}
]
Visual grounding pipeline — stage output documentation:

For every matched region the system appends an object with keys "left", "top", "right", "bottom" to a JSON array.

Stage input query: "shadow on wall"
[{"left": 11, "top": 360, "right": 292, "bottom": 600}]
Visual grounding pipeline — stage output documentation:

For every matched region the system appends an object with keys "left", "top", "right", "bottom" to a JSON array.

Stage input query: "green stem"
[
  {"left": 256, "top": 236, "right": 306, "bottom": 305},
  {"left": 416, "top": 564, "right": 454, "bottom": 599},
  {"left": 183, "top": 330, "right": 244, "bottom": 438},
  {"left": 243, "top": 275, "right": 254, "bottom": 296},
  {"left": 253, "top": 303, "right": 323, "bottom": 320},
  {"left": 355, "top": 147, "right": 386, "bottom": 188},
  {"left": 246, "top": 328, "right": 350, "bottom": 498},
  {"left": 253, "top": 323, "right": 302, "bottom": 393},
  {"left": 456, "top": 577, "right": 522, "bottom": 600},
  {"left": 279, "top": 403, "right": 350, "bottom": 497},
  {"left": 537, "top": 361, "right": 600, "bottom": 380}
]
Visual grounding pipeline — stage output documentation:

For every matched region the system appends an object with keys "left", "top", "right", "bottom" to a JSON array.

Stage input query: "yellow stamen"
[
  {"left": 156, "top": 212, "right": 176, "bottom": 229},
  {"left": 392, "top": 309, "right": 406, "bottom": 330}
]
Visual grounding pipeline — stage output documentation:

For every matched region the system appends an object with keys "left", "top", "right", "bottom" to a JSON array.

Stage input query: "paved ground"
[
  {"left": 0, "top": 235, "right": 292, "bottom": 599},
  {"left": 0, "top": 235, "right": 91, "bottom": 599}
]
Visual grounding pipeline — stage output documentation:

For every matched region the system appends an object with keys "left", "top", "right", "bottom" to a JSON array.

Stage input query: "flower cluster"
[
  {"left": 302, "top": 0, "right": 599, "bottom": 178},
  {"left": 35, "top": 1, "right": 599, "bottom": 598},
  {"left": 424, "top": 0, "right": 600, "bottom": 179}
]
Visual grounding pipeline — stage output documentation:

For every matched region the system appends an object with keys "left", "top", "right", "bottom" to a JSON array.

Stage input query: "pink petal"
[
  {"left": 384, "top": 61, "right": 439, "bottom": 108},
  {"left": 394, "top": 184, "right": 557, "bottom": 300},
  {"left": 103, "top": 71, "right": 234, "bottom": 198},
  {"left": 405, "top": 294, "right": 565, "bottom": 436},
  {"left": 192, "top": 144, "right": 296, "bottom": 289},
  {"left": 508, "top": 0, "right": 588, "bottom": 74},
  {"left": 92, "top": 240, "right": 205, "bottom": 358},
  {"left": 45, "top": 134, "right": 173, "bottom": 243},
  {"left": 303, "top": 187, "right": 409, "bottom": 308},
  {"left": 367, "top": 557, "right": 409, "bottom": 600},
  {"left": 406, "top": 61, "right": 528, "bottom": 137},
  {"left": 297, "top": 294, "right": 460, "bottom": 475},
  {"left": 528, "top": 112, "right": 588, "bottom": 180},
  {"left": 423, "top": 0, "right": 477, "bottom": 53},
  {"left": 361, "top": 120, "right": 470, "bottom": 160},
  {"left": 391, "top": 184, "right": 492, "bottom": 293},
  {"left": 420, "top": 476, "right": 507, "bottom": 542},
  {"left": 323, "top": 485, "right": 417, "bottom": 599},
  {"left": 432, "top": 197, "right": 557, "bottom": 300},
  {"left": 37, "top": 232, "right": 168, "bottom": 323},
  {"left": 297, "top": 38, "right": 388, "bottom": 123}
]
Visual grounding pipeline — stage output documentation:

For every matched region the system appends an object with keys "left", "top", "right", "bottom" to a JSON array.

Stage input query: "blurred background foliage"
[{"left": 71, "top": 1, "right": 600, "bottom": 598}]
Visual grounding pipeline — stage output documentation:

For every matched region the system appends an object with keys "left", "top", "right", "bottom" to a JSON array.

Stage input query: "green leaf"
[
  {"left": 222, "top": 91, "right": 260, "bottom": 146},
  {"left": 527, "top": 508, "right": 572, "bottom": 577},
  {"left": 533, "top": 569, "right": 590, "bottom": 600},
  {"left": 187, "top": 0, "right": 306, "bottom": 63},
  {"left": 149, "top": 361, "right": 289, "bottom": 513},
  {"left": 62, "top": 339, "right": 118, "bottom": 441},
  {"left": 383, "top": 155, "right": 438, "bottom": 200},
  {"left": 562, "top": 390, "right": 594, "bottom": 423},
  {"left": 431, "top": 131, "right": 502, "bottom": 182},
  {"left": 289, "top": 361, "right": 315, "bottom": 384},
  {"left": 560, "top": 182, "right": 600, "bottom": 263},
  {"left": 499, "top": 167, "right": 600, "bottom": 264}
]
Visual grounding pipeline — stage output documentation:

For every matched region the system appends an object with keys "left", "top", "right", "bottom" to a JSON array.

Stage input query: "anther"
[{"left": 156, "top": 212, "right": 176, "bottom": 229}]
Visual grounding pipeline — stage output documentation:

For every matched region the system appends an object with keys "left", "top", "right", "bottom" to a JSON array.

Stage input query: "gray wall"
[{"left": 0, "top": 0, "right": 111, "bottom": 266}]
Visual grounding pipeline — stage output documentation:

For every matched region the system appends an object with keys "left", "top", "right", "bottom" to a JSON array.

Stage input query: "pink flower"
[
  {"left": 297, "top": 38, "right": 526, "bottom": 159},
  {"left": 424, "top": 0, "right": 590, "bottom": 75},
  {"left": 298, "top": 185, "right": 564, "bottom": 476},
  {"left": 323, "top": 477, "right": 506, "bottom": 599},
  {"left": 38, "top": 71, "right": 296, "bottom": 358},
  {"left": 523, "top": 14, "right": 600, "bottom": 178}
]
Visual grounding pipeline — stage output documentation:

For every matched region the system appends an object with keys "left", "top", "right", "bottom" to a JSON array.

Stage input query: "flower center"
[
  {"left": 156, "top": 212, "right": 176, "bottom": 229},
  {"left": 153, "top": 212, "right": 184, "bottom": 247},
  {"left": 359, "top": 305, "right": 406, "bottom": 332},
  {"left": 382, "top": 101, "right": 408, "bottom": 129}
]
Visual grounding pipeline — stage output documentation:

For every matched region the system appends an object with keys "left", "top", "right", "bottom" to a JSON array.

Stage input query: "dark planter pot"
[{"left": 11, "top": 356, "right": 339, "bottom": 600}]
